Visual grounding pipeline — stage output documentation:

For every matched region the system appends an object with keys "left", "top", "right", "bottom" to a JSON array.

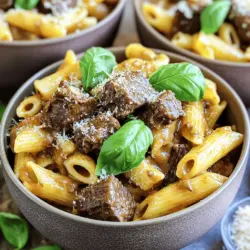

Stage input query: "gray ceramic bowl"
[
  {"left": 0, "top": 48, "right": 249, "bottom": 250},
  {"left": 0, "top": 0, "right": 126, "bottom": 102},
  {"left": 134, "top": 0, "right": 250, "bottom": 107}
]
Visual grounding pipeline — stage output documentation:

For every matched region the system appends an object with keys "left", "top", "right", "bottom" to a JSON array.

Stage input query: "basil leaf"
[
  {"left": 15, "top": 0, "right": 40, "bottom": 10},
  {"left": 0, "top": 212, "right": 29, "bottom": 250},
  {"left": 33, "top": 245, "right": 62, "bottom": 250},
  {"left": 80, "top": 47, "right": 117, "bottom": 92},
  {"left": 149, "top": 62, "right": 206, "bottom": 101},
  {"left": 96, "top": 120, "right": 153, "bottom": 176},
  {"left": 201, "top": 0, "right": 231, "bottom": 34},
  {"left": 0, "top": 104, "right": 5, "bottom": 121}
]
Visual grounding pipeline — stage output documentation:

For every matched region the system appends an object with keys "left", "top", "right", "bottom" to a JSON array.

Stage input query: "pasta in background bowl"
[
  {"left": 0, "top": 45, "right": 249, "bottom": 250},
  {"left": 0, "top": 0, "right": 126, "bottom": 103},
  {"left": 134, "top": 0, "right": 250, "bottom": 106}
]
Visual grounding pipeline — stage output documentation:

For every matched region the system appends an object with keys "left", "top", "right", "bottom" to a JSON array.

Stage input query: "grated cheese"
[{"left": 231, "top": 205, "right": 250, "bottom": 250}]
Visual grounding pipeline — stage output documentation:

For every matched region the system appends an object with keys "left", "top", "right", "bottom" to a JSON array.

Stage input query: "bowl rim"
[
  {"left": 0, "top": 47, "right": 249, "bottom": 227},
  {"left": 220, "top": 197, "right": 250, "bottom": 250},
  {"left": 0, "top": 0, "right": 126, "bottom": 47},
  {"left": 134, "top": 0, "right": 250, "bottom": 67}
]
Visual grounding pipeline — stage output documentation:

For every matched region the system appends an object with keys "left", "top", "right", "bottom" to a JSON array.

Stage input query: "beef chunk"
[
  {"left": 39, "top": 0, "right": 77, "bottom": 14},
  {"left": 230, "top": 1, "right": 250, "bottom": 43},
  {"left": 234, "top": 15, "right": 250, "bottom": 43},
  {"left": 166, "top": 143, "right": 190, "bottom": 184},
  {"left": 92, "top": 71, "right": 157, "bottom": 120},
  {"left": 142, "top": 91, "right": 184, "bottom": 129},
  {"left": 73, "top": 112, "right": 120, "bottom": 154},
  {"left": 0, "top": 0, "right": 13, "bottom": 10},
  {"left": 74, "top": 176, "right": 136, "bottom": 222},
  {"left": 208, "top": 157, "right": 234, "bottom": 177},
  {"left": 43, "top": 82, "right": 97, "bottom": 131},
  {"left": 172, "top": 11, "right": 201, "bottom": 36}
]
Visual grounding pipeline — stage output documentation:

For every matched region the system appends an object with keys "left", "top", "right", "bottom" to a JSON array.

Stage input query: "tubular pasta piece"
[
  {"left": 181, "top": 102, "right": 206, "bottom": 145},
  {"left": 125, "top": 157, "right": 165, "bottom": 191},
  {"left": 206, "top": 101, "right": 227, "bottom": 129},
  {"left": 176, "top": 126, "right": 243, "bottom": 180},
  {"left": 14, "top": 128, "right": 52, "bottom": 153},
  {"left": 203, "top": 79, "right": 220, "bottom": 106},
  {"left": 16, "top": 95, "right": 42, "bottom": 118},
  {"left": 134, "top": 172, "right": 227, "bottom": 220},
  {"left": 23, "top": 161, "right": 78, "bottom": 207},
  {"left": 151, "top": 121, "right": 177, "bottom": 173},
  {"left": 64, "top": 152, "right": 97, "bottom": 184}
]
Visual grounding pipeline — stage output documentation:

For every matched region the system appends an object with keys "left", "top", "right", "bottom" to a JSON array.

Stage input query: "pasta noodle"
[
  {"left": 143, "top": 3, "right": 175, "bottom": 34},
  {"left": 181, "top": 102, "right": 206, "bottom": 145},
  {"left": 206, "top": 101, "right": 227, "bottom": 129},
  {"left": 151, "top": 121, "right": 177, "bottom": 173},
  {"left": 125, "top": 157, "right": 165, "bottom": 191},
  {"left": 64, "top": 153, "right": 97, "bottom": 184},
  {"left": 14, "top": 128, "right": 52, "bottom": 153},
  {"left": 134, "top": 172, "right": 227, "bottom": 220},
  {"left": 176, "top": 127, "right": 243, "bottom": 180},
  {"left": 23, "top": 161, "right": 78, "bottom": 207},
  {"left": 16, "top": 95, "right": 42, "bottom": 118}
]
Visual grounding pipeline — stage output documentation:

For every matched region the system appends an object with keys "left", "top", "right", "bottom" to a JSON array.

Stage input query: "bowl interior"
[
  {"left": 1, "top": 48, "right": 249, "bottom": 226},
  {"left": 135, "top": 0, "right": 250, "bottom": 67},
  {"left": 221, "top": 197, "right": 250, "bottom": 250},
  {"left": 0, "top": 0, "right": 126, "bottom": 46}
]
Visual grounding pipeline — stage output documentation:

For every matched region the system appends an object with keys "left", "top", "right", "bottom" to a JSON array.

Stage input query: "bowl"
[
  {"left": 0, "top": 48, "right": 249, "bottom": 250},
  {"left": 221, "top": 197, "right": 250, "bottom": 250},
  {"left": 134, "top": 0, "right": 250, "bottom": 107},
  {"left": 0, "top": 0, "right": 126, "bottom": 103}
]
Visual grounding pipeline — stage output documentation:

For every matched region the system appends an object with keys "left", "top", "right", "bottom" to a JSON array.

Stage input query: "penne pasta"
[
  {"left": 57, "top": 50, "right": 77, "bottom": 71},
  {"left": 218, "top": 23, "right": 240, "bottom": 48},
  {"left": 206, "top": 101, "right": 227, "bottom": 129},
  {"left": 176, "top": 127, "right": 243, "bottom": 180},
  {"left": 14, "top": 153, "right": 34, "bottom": 179},
  {"left": 6, "top": 10, "right": 42, "bottom": 35},
  {"left": 181, "top": 102, "right": 206, "bottom": 145},
  {"left": 203, "top": 79, "right": 220, "bottom": 106},
  {"left": 125, "top": 157, "right": 165, "bottom": 191},
  {"left": 125, "top": 43, "right": 157, "bottom": 60},
  {"left": 143, "top": 3, "right": 175, "bottom": 34},
  {"left": 151, "top": 121, "right": 177, "bottom": 173},
  {"left": 40, "top": 16, "right": 67, "bottom": 38},
  {"left": 23, "top": 161, "right": 78, "bottom": 207},
  {"left": 34, "top": 62, "right": 81, "bottom": 101},
  {"left": 64, "top": 153, "right": 97, "bottom": 184},
  {"left": 172, "top": 32, "right": 193, "bottom": 50},
  {"left": 0, "top": 19, "right": 13, "bottom": 41},
  {"left": 14, "top": 128, "right": 52, "bottom": 153},
  {"left": 134, "top": 172, "right": 227, "bottom": 220},
  {"left": 16, "top": 94, "right": 42, "bottom": 118}
]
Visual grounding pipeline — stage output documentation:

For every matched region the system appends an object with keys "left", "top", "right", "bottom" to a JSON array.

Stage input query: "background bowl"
[
  {"left": 0, "top": 0, "right": 126, "bottom": 103},
  {"left": 221, "top": 197, "right": 250, "bottom": 250},
  {"left": 134, "top": 0, "right": 250, "bottom": 107},
  {"left": 0, "top": 48, "right": 249, "bottom": 250}
]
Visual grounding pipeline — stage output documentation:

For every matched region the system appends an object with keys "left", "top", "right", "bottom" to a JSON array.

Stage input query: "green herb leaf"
[
  {"left": 0, "top": 212, "right": 29, "bottom": 250},
  {"left": 80, "top": 47, "right": 117, "bottom": 92},
  {"left": 149, "top": 62, "right": 206, "bottom": 101},
  {"left": 201, "top": 0, "right": 231, "bottom": 34},
  {"left": 15, "top": 0, "right": 40, "bottom": 10},
  {"left": 96, "top": 120, "right": 153, "bottom": 176},
  {"left": 0, "top": 104, "right": 5, "bottom": 121},
  {"left": 32, "top": 245, "right": 62, "bottom": 250}
]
